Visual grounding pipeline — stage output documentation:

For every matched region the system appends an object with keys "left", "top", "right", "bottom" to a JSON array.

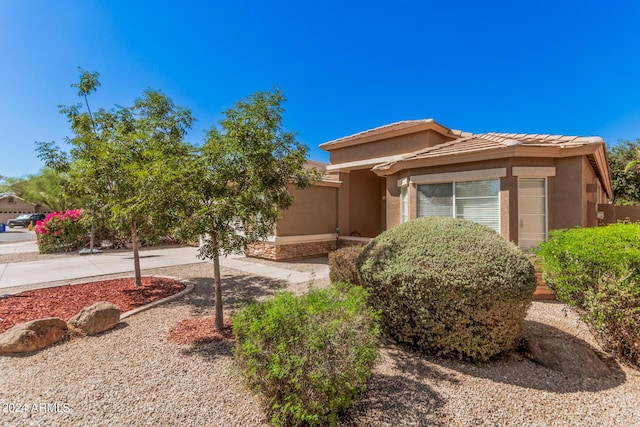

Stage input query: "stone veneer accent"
[{"left": 247, "top": 239, "right": 337, "bottom": 260}]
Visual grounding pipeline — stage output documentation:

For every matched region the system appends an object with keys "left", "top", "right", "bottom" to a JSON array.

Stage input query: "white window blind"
[{"left": 417, "top": 179, "right": 499, "bottom": 232}]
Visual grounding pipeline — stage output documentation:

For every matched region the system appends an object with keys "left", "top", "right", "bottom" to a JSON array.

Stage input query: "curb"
[{"left": 120, "top": 275, "right": 195, "bottom": 320}]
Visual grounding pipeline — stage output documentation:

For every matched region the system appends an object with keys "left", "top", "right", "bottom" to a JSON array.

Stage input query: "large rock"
[
  {"left": 523, "top": 334, "right": 611, "bottom": 378},
  {"left": 68, "top": 301, "right": 121, "bottom": 336},
  {"left": 0, "top": 318, "right": 68, "bottom": 354}
]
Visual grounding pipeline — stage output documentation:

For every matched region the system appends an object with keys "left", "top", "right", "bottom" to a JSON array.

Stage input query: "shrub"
[
  {"left": 357, "top": 217, "right": 536, "bottom": 362},
  {"left": 537, "top": 223, "right": 640, "bottom": 366},
  {"left": 35, "top": 210, "right": 90, "bottom": 253},
  {"left": 233, "top": 285, "right": 380, "bottom": 426},
  {"left": 328, "top": 245, "right": 363, "bottom": 286}
]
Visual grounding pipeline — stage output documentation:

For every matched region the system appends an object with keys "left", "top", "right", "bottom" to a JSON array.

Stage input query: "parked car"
[{"left": 7, "top": 213, "right": 46, "bottom": 228}]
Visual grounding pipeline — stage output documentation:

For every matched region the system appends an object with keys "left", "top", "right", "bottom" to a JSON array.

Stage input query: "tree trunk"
[
  {"left": 131, "top": 223, "right": 142, "bottom": 287},
  {"left": 211, "top": 232, "right": 224, "bottom": 331},
  {"left": 89, "top": 219, "right": 95, "bottom": 252}
]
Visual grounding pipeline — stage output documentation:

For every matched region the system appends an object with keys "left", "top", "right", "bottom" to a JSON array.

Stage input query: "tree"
[
  {"left": 20, "top": 168, "right": 79, "bottom": 211},
  {"left": 99, "top": 89, "right": 195, "bottom": 285},
  {"left": 608, "top": 139, "right": 640, "bottom": 205},
  {"left": 37, "top": 68, "right": 103, "bottom": 251},
  {"left": 38, "top": 69, "right": 195, "bottom": 286},
  {"left": 182, "top": 89, "right": 319, "bottom": 330}
]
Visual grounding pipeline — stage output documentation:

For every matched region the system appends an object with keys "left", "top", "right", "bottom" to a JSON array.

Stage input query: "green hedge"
[
  {"left": 233, "top": 285, "right": 380, "bottom": 426},
  {"left": 537, "top": 223, "right": 640, "bottom": 366}
]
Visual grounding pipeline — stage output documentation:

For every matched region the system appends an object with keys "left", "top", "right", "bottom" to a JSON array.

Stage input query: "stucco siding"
[
  {"left": 337, "top": 172, "right": 351, "bottom": 235},
  {"left": 349, "top": 170, "right": 383, "bottom": 237},
  {"left": 549, "top": 156, "right": 583, "bottom": 230},
  {"left": 329, "top": 130, "right": 454, "bottom": 165},
  {"left": 275, "top": 184, "right": 337, "bottom": 236}
]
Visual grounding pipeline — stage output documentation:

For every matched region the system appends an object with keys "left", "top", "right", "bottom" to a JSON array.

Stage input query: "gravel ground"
[{"left": 1, "top": 256, "right": 639, "bottom": 426}]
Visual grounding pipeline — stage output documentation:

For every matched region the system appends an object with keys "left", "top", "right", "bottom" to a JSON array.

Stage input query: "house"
[
  {"left": 0, "top": 193, "right": 41, "bottom": 224},
  {"left": 246, "top": 119, "right": 612, "bottom": 260}
]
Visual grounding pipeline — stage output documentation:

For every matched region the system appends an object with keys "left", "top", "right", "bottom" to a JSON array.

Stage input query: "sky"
[{"left": 1, "top": 0, "right": 640, "bottom": 178}]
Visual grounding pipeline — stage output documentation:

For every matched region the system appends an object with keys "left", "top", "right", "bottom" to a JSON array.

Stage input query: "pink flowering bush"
[{"left": 35, "top": 210, "right": 90, "bottom": 253}]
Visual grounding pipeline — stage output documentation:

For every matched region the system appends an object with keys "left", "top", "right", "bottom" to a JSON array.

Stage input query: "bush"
[
  {"left": 35, "top": 210, "right": 90, "bottom": 253},
  {"left": 537, "top": 223, "right": 640, "bottom": 366},
  {"left": 233, "top": 285, "right": 380, "bottom": 426},
  {"left": 357, "top": 217, "right": 536, "bottom": 362},
  {"left": 328, "top": 245, "right": 364, "bottom": 286}
]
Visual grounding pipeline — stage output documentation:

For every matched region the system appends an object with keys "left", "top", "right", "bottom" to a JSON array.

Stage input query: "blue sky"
[{"left": 1, "top": 1, "right": 640, "bottom": 178}]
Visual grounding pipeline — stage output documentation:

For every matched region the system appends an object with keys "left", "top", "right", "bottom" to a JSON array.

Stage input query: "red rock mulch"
[
  {"left": 168, "top": 315, "right": 233, "bottom": 345},
  {"left": 0, "top": 277, "right": 185, "bottom": 333}
]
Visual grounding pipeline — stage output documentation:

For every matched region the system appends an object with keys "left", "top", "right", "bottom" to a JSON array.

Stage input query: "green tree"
[
  {"left": 182, "top": 89, "right": 319, "bottom": 330},
  {"left": 38, "top": 69, "right": 195, "bottom": 286},
  {"left": 37, "top": 68, "right": 103, "bottom": 250},
  {"left": 0, "top": 176, "right": 26, "bottom": 197},
  {"left": 100, "top": 89, "right": 195, "bottom": 285},
  {"left": 20, "top": 168, "right": 79, "bottom": 211},
  {"left": 608, "top": 139, "right": 640, "bottom": 205}
]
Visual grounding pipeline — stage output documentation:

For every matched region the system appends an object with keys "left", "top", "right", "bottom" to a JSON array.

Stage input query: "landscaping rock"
[
  {"left": 523, "top": 334, "right": 611, "bottom": 378},
  {"left": 68, "top": 301, "right": 121, "bottom": 336},
  {"left": 0, "top": 318, "right": 68, "bottom": 354}
]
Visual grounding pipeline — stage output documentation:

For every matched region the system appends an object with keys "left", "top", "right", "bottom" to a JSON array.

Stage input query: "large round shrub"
[{"left": 357, "top": 217, "right": 536, "bottom": 362}]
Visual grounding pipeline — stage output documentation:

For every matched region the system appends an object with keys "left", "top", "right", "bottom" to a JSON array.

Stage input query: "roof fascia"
[{"left": 592, "top": 144, "right": 613, "bottom": 198}]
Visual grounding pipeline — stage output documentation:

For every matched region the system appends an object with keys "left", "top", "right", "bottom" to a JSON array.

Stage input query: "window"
[
  {"left": 417, "top": 179, "right": 499, "bottom": 232},
  {"left": 400, "top": 186, "right": 409, "bottom": 223}
]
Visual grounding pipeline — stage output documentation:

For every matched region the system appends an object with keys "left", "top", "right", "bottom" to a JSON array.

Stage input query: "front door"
[{"left": 518, "top": 178, "right": 547, "bottom": 248}]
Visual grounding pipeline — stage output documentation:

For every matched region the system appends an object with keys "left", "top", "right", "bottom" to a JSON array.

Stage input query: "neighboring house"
[
  {"left": 247, "top": 119, "right": 612, "bottom": 260},
  {"left": 0, "top": 193, "right": 36, "bottom": 224}
]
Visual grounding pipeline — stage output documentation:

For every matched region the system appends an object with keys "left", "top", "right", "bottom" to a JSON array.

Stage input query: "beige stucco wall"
[
  {"left": 548, "top": 156, "right": 583, "bottom": 231},
  {"left": 337, "top": 172, "right": 351, "bottom": 235},
  {"left": 274, "top": 150, "right": 596, "bottom": 252},
  {"left": 349, "top": 170, "right": 384, "bottom": 237},
  {"left": 329, "top": 130, "right": 455, "bottom": 165},
  {"left": 383, "top": 155, "right": 594, "bottom": 246},
  {"left": 275, "top": 184, "right": 338, "bottom": 236}
]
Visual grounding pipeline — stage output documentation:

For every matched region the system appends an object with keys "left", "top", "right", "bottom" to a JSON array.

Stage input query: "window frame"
[
  {"left": 400, "top": 185, "right": 409, "bottom": 224},
  {"left": 416, "top": 178, "right": 501, "bottom": 232}
]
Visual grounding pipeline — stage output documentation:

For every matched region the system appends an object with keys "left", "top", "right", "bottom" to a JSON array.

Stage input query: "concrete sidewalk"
[{"left": 0, "top": 246, "right": 329, "bottom": 290}]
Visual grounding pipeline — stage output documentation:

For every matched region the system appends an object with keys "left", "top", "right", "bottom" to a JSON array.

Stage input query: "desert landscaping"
[{"left": 1, "top": 255, "right": 639, "bottom": 427}]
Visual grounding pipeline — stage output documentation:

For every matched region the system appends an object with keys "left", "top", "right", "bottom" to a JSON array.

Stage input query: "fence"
[{"left": 596, "top": 204, "right": 640, "bottom": 225}]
